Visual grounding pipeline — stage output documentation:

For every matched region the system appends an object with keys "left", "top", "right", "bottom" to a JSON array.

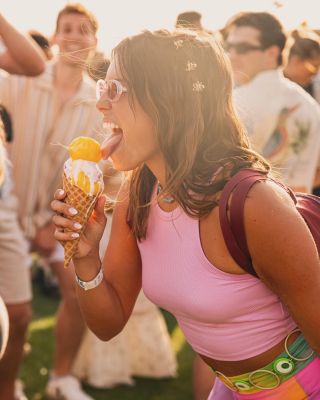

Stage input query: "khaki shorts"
[{"left": 0, "top": 196, "right": 32, "bottom": 304}]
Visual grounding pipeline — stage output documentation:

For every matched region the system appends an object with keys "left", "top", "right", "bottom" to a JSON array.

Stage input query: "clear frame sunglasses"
[{"left": 96, "top": 79, "right": 128, "bottom": 102}]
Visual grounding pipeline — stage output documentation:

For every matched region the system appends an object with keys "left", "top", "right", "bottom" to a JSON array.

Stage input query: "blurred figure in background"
[
  {"left": 0, "top": 13, "right": 45, "bottom": 400},
  {"left": 283, "top": 30, "right": 320, "bottom": 195},
  {"left": 224, "top": 11, "right": 320, "bottom": 193},
  {"left": 28, "top": 30, "right": 57, "bottom": 297},
  {"left": 284, "top": 30, "right": 320, "bottom": 96},
  {"left": 175, "top": 11, "right": 203, "bottom": 31},
  {"left": 0, "top": 13, "right": 45, "bottom": 76},
  {"left": 0, "top": 3, "right": 101, "bottom": 400},
  {"left": 175, "top": 10, "right": 216, "bottom": 40},
  {"left": 28, "top": 29, "right": 53, "bottom": 60}
]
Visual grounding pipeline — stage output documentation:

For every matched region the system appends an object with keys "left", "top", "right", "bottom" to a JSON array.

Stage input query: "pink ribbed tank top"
[{"left": 138, "top": 199, "right": 296, "bottom": 361}]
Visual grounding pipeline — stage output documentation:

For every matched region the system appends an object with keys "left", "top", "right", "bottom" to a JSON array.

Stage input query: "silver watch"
[{"left": 75, "top": 267, "right": 104, "bottom": 291}]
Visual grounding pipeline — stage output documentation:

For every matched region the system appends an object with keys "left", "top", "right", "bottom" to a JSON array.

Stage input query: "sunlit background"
[{"left": 1, "top": 0, "right": 319, "bottom": 56}]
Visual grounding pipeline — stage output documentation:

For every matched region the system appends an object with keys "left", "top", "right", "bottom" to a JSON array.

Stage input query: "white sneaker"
[
  {"left": 45, "top": 375, "right": 93, "bottom": 400},
  {"left": 15, "top": 379, "right": 28, "bottom": 400}
]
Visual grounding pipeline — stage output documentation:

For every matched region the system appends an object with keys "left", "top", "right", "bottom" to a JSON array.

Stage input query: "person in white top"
[
  {"left": 0, "top": 4, "right": 100, "bottom": 400},
  {"left": 0, "top": 13, "right": 45, "bottom": 400},
  {"left": 283, "top": 30, "right": 320, "bottom": 195},
  {"left": 223, "top": 11, "right": 320, "bottom": 193}
]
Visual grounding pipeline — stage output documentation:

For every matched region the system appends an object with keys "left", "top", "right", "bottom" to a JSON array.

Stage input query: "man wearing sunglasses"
[{"left": 224, "top": 11, "right": 320, "bottom": 194}]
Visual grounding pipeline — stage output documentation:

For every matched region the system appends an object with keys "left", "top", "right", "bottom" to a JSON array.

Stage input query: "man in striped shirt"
[{"left": 0, "top": 4, "right": 102, "bottom": 400}]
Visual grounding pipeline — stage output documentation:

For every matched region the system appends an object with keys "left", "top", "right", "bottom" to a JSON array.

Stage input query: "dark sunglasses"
[{"left": 224, "top": 42, "right": 265, "bottom": 55}]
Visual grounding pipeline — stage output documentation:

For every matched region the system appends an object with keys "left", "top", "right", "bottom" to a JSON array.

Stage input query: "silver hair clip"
[
  {"left": 192, "top": 81, "right": 205, "bottom": 92},
  {"left": 174, "top": 39, "right": 183, "bottom": 49},
  {"left": 186, "top": 61, "right": 197, "bottom": 71}
]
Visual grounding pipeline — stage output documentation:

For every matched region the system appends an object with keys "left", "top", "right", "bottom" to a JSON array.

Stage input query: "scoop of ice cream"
[
  {"left": 65, "top": 137, "right": 103, "bottom": 195},
  {"left": 69, "top": 136, "right": 102, "bottom": 162}
]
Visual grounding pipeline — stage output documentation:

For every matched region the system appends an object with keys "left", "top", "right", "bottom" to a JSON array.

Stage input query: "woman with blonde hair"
[{"left": 52, "top": 29, "right": 320, "bottom": 398}]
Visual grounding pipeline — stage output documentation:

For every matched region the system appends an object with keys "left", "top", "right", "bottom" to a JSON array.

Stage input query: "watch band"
[{"left": 75, "top": 267, "right": 104, "bottom": 291}]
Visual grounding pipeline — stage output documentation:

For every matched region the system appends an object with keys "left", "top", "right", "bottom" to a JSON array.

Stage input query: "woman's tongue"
[{"left": 101, "top": 130, "right": 123, "bottom": 159}]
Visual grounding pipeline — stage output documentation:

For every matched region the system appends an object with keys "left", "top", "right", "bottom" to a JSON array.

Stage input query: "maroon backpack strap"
[{"left": 219, "top": 169, "right": 268, "bottom": 277}]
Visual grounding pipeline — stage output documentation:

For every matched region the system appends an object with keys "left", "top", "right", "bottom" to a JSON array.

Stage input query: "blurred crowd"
[{"left": 0, "top": 3, "right": 320, "bottom": 400}]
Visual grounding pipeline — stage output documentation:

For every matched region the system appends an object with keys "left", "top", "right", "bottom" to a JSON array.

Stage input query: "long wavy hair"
[{"left": 113, "top": 30, "right": 270, "bottom": 240}]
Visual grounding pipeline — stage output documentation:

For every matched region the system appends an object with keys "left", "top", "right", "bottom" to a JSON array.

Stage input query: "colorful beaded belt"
[{"left": 213, "top": 329, "right": 316, "bottom": 394}]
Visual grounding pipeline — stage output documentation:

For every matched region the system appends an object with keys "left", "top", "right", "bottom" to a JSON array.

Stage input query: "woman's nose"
[{"left": 96, "top": 95, "right": 112, "bottom": 112}]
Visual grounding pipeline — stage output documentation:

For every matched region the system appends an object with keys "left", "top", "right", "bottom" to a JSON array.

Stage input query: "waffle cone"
[{"left": 62, "top": 173, "right": 101, "bottom": 268}]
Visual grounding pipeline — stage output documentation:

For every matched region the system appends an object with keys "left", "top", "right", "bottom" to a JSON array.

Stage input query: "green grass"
[{"left": 21, "top": 282, "right": 194, "bottom": 400}]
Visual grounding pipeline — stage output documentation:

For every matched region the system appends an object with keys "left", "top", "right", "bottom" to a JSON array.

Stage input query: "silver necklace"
[{"left": 157, "top": 182, "right": 175, "bottom": 203}]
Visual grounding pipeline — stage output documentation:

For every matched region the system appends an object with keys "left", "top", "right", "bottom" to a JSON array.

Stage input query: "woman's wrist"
[
  {"left": 75, "top": 265, "right": 104, "bottom": 291},
  {"left": 73, "top": 252, "right": 101, "bottom": 282}
]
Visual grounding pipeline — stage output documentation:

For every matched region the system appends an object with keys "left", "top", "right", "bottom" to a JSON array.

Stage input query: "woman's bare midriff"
[{"left": 199, "top": 330, "right": 301, "bottom": 376}]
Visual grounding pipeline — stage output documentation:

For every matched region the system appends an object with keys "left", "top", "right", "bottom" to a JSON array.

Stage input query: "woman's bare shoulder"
[
  {"left": 243, "top": 179, "right": 318, "bottom": 280},
  {"left": 244, "top": 179, "right": 299, "bottom": 224}
]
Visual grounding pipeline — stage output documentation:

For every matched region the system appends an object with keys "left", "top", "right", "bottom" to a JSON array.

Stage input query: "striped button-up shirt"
[{"left": 0, "top": 61, "right": 103, "bottom": 238}]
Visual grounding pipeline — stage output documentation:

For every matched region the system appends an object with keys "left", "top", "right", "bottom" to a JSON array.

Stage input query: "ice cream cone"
[
  {"left": 61, "top": 137, "right": 104, "bottom": 267},
  {"left": 62, "top": 172, "right": 102, "bottom": 268}
]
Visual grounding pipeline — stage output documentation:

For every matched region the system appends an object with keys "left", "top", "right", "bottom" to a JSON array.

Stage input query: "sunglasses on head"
[
  {"left": 224, "top": 41, "right": 265, "bottom": 55},
  {"left": 96, "top": 79, "right": 128, "bottom": 102}
]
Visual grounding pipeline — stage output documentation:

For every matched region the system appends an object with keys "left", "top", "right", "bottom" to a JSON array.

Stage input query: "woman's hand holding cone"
[
  {"left": 51, "top": 189, "right": 107, "bottom": 260},
  {"left": 51, "top": 135, "right": 118, "bottom": 265}
]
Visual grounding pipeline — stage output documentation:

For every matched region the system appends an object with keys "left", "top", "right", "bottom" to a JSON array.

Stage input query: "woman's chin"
[{"left": 110, "top": 155, "right": 140, "bottom": 172}]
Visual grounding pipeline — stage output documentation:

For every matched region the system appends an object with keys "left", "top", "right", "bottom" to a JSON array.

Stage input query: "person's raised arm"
[
  {"left": 244, "top": 181, "right": 320, "bottom": 354},
  {"left": 52, "top": 180, "right": 142, "bottom": 340},
  {"left": 0, "top": 13, "right": 45, "bottom": 76}
]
